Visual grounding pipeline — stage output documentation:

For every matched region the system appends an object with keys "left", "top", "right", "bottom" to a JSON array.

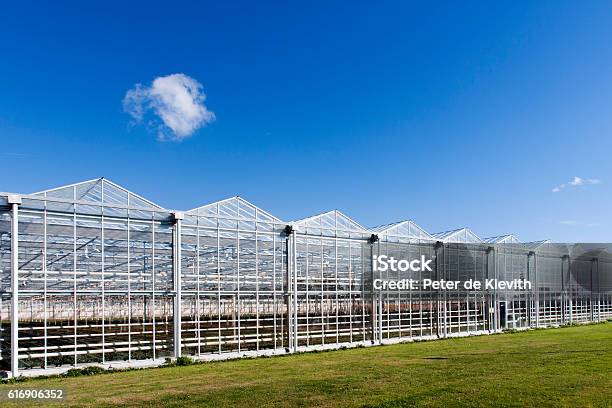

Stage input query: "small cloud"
[
  {"left": 552, "top": 176, "right": 600, "bottom": 192},
  {"left": 123, "top": 73, "right": 215, "bottom": 141},
  {"left": 559, "top": 220, "right": 600, "bottom": 227}
]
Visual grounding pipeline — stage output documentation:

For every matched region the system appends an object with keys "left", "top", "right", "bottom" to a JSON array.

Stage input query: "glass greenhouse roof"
[
  {"left": 32, "top": 177, "right": 165, "bottom": 210},
  {"left": 292, "top": 210, "right": 368, "bottom": 232},
  {"left": 8, "top": 178, "right": 546, "bottom": 243},
  {"left": 483, "top": 234, "right": 521, "bottom": 244},
  {"left": 186, "top": 196, "right": 282, "bottom": 222},
  {"left": 371, "top": 220, "right": 435, "bottom": 240},
  {"left": 523, "top": 240, "right": 551, "bottom": 250},
  {"left": 432, "top": 227, "right": 483, "bottom": 243}
]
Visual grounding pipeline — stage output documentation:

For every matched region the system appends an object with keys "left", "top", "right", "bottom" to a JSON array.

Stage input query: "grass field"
[{"left": 2, "top": 324, "right": 611, "bottom": 407}]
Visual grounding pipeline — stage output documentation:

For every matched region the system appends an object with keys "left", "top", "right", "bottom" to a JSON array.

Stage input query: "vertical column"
[
  {"left": 334, "top": 235, "right": 338, "bottom": 344},
  {"left": 369, "top": 238, "right": 376, "bottom": 343},
  {"left": 236, "top": 223, "right": 240, "bottom": 352},
  {"left": 485, "top": 246, "right": 491, "bottom": 332},
  {"left": 590, "top": 257, "right": 594, "bottom": 322},
  {"left": 377, "top": 239, "right": 382, "bottom": 344},
  {"left": 526, "top": 251, "right": 534, "bottom": 327},
  {"left": 284, "top": 227, "right": 291, "bottom": 351},
  {"left": 525, "top": 251, "right": 530, "bottom": 327},
  {"left": 596, "top": 258, "right": 601, "bottom": 322},
  {"left": 590, "top": 257, "right": 598, "bottom": 322},
  {"left": 73, "top": 195, "right": 77, "bottom": 366},
  {"left": 43, "top": 203, "right": 48, "bottom": 368},
  {"left": 292, "top": 229, "right": 298, "bottom": 351},
  {"left": 561, "top": 254, "right": 571, "bottom": 324},
  {"left": 561, "top": 255, "right": 571, "bottom": 324},
  {"left": 434, "top": 241, "right": 443, "bottom": 338},
  {"left": 196, "top": 217, "right": 201, "bottom": 355},
  {"left": 101, "top": 207, "right": 106, "bottom": 363},
  {"left": 126, "top": 197, "right": 131, "bottom": 361},
  {"left": 9, "top": 195, "right": 21, "bottom": 378},
  {"left": 567, "top": 255, "right": 572, "bottom": 324},
  {"left": 172, "top": 212, "right": 184, "bottom": 358},
  {"left": 254, "top": 217, "right": 259, "bottom": 351},
  {"left": 101, "top": 183, "right": 105, "bottom": 363},
  {"left": 151, "top": 216, "right": 156, "bottom": 360},
  {"left": 272, "top": 228, "right": 277, "bottom": 349},
  {"left": 532, "top": 251, "right": 539, "bottom": 328},
  {"left": 486, "top": 246, "right": 498, "bottom": 331},
  {"left": 560, "top": 255, "right": 566, "bottom": 324},
  {"left": 367, "top": 234, "right": 379, "bottom": 344},
  {"left": 282, "top": 225, "right": 295, "bottom": 352},
  {"left": 216, "top": 212, "right": 221, "bottom": 353}
]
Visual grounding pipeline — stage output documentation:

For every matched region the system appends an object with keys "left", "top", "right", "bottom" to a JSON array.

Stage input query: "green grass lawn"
[{"left": 2, "top": 324, "right": 611, "bottom": 407}]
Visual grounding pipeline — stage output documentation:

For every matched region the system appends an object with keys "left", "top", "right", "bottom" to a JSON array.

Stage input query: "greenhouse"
[{"left": 1, "top": 178, "right": 611, "bottom": 378}]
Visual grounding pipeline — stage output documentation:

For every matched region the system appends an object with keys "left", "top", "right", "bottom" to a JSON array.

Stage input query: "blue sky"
[{"left": 1, "top": 1, "right": 611, "bottom": 241}]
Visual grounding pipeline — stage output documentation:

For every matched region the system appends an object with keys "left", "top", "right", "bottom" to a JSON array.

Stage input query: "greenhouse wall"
[{"left": 1, "top": 178, "right": 611, "bottom": 378}]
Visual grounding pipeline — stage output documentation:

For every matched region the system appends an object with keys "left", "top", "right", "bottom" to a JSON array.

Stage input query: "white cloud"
[
  {"left": 123, "top": 73, "right": 215, "bottom": 141},
  {"left": 552, "top": 176, "right": 600, "bottom": 193}
]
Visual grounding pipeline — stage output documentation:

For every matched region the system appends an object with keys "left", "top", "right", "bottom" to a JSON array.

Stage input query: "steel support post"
[
  {"left": 283, "top": 225, "right": 297, "bottom": 353},
  {"left": 376, "top": 239, "right": 382, "bottom": 344},
  {"left": 485, "top": 246, "right": 491, "bottom": 332},
  {"left": 527, "top": 251, "right": 535, "bottom": 328},
  {"left": 561, "top": 255, "right": 567, "bottom": 324},
  {"left": 285, "top": 234, "right": 291, "bottom": 351},
  {"left": 172, "top": 212, "right": 184, "bottom": 358},
  {"left": 283, "top": 228, "right": 291, "bottom": 351},
  {"left": 292, "top": 230, "right": 298, "bottom": 351},
  {"left": 533, "top": 252, "right": 539, "bottom": 328},
  {"left": 590, "top": 258, "right": 595, "bottom": 322},
  {"left": 434, "top": 241, "right": 443, "bottom": 338},
  {"left": 526, "top": 252, "right": 530, "bottom": 327},
  {"left": 367, "top": 234, "right": 379, "bottom": 344},
  {"left": 596, "top": 258, "right": 601, "bottom": 322},
  {"left": 369, "top": 239, "right": 376, "bottom": 343},
  {"left": 568, "top": 256, "right": 573, "bottom": 324},
  {"left": 9, "top": 195, "right": 21, "bottom": 378},
  {"left": 486, "top": 246, "right": 498, "bottom": 331},
  {"left": 378, "top": 291, "right": 383, "bottom": 344},
  {"left": 565, "top": 255, "right": 572, "bottom": 324}
]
